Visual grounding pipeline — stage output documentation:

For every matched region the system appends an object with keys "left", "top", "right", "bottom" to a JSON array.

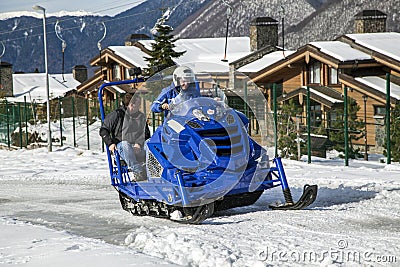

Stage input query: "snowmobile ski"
[{"left": 269, "top": 184, "right": 318, "bottom": 210}]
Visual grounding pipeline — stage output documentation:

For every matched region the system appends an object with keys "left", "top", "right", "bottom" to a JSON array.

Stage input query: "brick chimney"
[
  {"left": 354, "top": 10, "right": 387, "bottom": 33},
  {"left": 72, "top": 65, "right": 88, "bottom": 83},
  {"left": 0, "top": 61, "right": 13, "bottom": 97},
  {"left": 249, "top": 17, "right": 278, "bottom": 52}
]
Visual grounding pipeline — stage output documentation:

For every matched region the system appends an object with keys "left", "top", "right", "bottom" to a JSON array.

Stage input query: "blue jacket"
[{"left": 151, "top": 82, "right": 200, "bottom": 116}]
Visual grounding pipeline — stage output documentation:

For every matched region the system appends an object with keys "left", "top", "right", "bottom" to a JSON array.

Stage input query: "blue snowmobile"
[{"left": 98, "top": 64, "right": 317, "bottom": 224}]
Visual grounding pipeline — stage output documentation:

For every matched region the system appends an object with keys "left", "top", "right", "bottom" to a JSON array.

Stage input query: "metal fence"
[
  {"left": 1, "top": 76, "right": 398, "bottom": 165},
  {"left": 0, "top": 94, "right": 166, "bottom": 151},
  {"left": 273, "top": 75, "right": 398, "bottom": 165},
  {"left": 1, "top": 96, "right": 101, "bottom": 150}
]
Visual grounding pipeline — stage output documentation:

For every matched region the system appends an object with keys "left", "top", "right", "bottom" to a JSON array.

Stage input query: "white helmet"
[{"left": 173, "top": 66, "right": 195, "bottom": 86}]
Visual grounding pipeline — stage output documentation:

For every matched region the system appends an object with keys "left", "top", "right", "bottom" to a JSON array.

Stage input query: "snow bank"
[
  {"left": 0, "top": 218, "right": 177, "bottom": 266},
  {"left": 125, "top": 226, "right": 242, "bottom": 267}
]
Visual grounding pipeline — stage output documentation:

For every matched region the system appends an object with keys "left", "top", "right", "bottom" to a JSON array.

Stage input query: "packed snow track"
[{"left": 1, "top": 147, "right": 399, "bottom": 266}]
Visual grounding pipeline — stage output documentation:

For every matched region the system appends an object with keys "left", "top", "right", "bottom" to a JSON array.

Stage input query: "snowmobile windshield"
[{"left": 168, "top": 97, "right": 231, "bottom": 122}]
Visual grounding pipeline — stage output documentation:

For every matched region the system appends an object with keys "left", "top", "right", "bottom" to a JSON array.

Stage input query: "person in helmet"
[{"left": 151, "top": 66, "right": 200, "bottom": 116}]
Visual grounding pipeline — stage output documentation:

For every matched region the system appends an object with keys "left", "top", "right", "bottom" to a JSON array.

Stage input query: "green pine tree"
[
  {"left": 329, "top": 99, "right": 363, "bottom": 159},
  {"left": 277, "top": 99, "right": 306, "bottom": 159},
  {"left": 145, "top": 21, "right": 185, "bottom": 76}
]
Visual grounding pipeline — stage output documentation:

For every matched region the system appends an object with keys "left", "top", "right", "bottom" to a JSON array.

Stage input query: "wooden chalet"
[
  {"left": 247, "top": 27, "right": 400, "bottom": 153},
  {"left": 77, "top": 45, "right": 148, "bottom": 110}
]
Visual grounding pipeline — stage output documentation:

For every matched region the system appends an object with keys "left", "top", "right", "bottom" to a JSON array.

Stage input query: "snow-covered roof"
[
  {"left": 344, "top": 32, "right": 400, "bottom": 62},
  {"left": 176, "top": 37, "right": 250, "bottom": 62},
  {"left": 238, "top": 51, "right": 296, "bottom": 73},
  {"left": 299, "top": 86, "right": 343, "bottom": 104},
  {"left": 108, "top": 46, "right": 149, "bottom": 68},
  {"left": 7, "top": 73, "right": 80, "bottom": 103},
  {"left": 137, "top": 37, "right": 251, "bottom": 72},
  {"left": 310, "top": 41, "right": 372, "bottom": 61},
  {"left": 355, "top": 76, "right": 400, "bottom": 100},
  {"left": 111, "top": 85, "right": 126, "bottom": 94}
]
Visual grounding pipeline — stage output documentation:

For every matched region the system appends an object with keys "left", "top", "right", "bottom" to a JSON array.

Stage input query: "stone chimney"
[
  {"left": 72, "top": 65, "right": 88, "bottom": 83},
  {"left": 0, "top": 61, "right": 13, "bottom": 97},
  {"left": 354, "top": 10, "right": 387, "bottom": 34},
  {"left": 125, "top": 34, "right": 151, "bottom": 46},
  {"left": 249, "top": 17, "right": 278, "bottom": 52}
]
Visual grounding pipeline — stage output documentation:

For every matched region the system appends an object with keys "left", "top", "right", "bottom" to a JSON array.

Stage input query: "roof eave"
[
  {"left": 250, "top": 44, "right": 377, "bottom": 82},
  {"left": 338, "top": 35, "right": 400, "bottom": 73},
  {"left": 339, "top": 73, "right": 397, "bottom": 105},
  {"left": 90, "top": 47, "right": 139, "bottom": 69}
]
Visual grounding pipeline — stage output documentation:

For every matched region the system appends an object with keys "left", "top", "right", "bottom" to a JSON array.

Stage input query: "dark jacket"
[{"left": 99, "top": 105, "right": 147, "bottom": 147}]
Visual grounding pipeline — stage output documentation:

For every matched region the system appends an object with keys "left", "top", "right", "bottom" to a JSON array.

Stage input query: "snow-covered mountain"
[
  {"left": 1, "top": 0, "right": 399, "bottom": 74},
  {"left": 174, "top": 0, "right": 316, "bottom": 41},
  {"left": 0, "top": 0, "right": 211, "bottom": 74},
  {"left": 285, "top": 0, "right": 400, "bottom": 49},
  {"left": 175, "top": 0, "right": 400, "bottom": 50},
  {"left": 0, "top": 11, "right": 97, "bottom": 21}
]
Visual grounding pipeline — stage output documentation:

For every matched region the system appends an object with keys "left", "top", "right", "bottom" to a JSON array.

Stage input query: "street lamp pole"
[
  {"left": 362, "top": 95, "right": 368, "bottom": 161},
  {"left": 33, "top": 5, "right": 52, "bottom": 152}
]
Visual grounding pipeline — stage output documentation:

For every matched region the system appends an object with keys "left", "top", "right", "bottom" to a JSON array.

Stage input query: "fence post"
[
  {"left": 386, "top": 73, "right": 391, "bottom": 164},
  {"left": 59, "top": 97, "right": 63, "bottom": 146},
  {"left": 306, "top": 86, "right": 311, "bottom": 164},
  {"left": 96, "top": 97, "right": 102, "bottom": 151},
  {"left": 6, "top": 99, "right": 10, "bottom": 149},
  {"left": 18, "top": 102, "right": 22, "bottom": 148},
  {"left": 24, "top": 96, "right": 28, "bottom": 147},
  {"left": 101, "top": 94, "right": 104, "bottom": 151},
  {"left": 94, "top": 96, "right": 99, "bottom": 119},
  {"left": 297, "top": 115, "right": 301, "bottom": 161},
  {"left": 72, "top": 97, "right": 76, "bottom": 147},
  {"left": 244, "top": 80, "right": 251, "bottom": 135},
  {"left": 32, "top": 100, "right": 37, "bottom": 124},
  {"left": 344, "top": 86, "right": 349, "bottom": 167},
  {"left": 86, "top": 98, "right": 90, "bottom": 150}
]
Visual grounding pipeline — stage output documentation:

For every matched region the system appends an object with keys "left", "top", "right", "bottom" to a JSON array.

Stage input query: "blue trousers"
[{"left": 117, "top": 141, "right": 142, "bottom": 172}]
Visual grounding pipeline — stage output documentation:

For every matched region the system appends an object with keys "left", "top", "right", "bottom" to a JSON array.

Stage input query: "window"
[
  {"left": 374, "top": 106, "right": 386, "bottom": 116},
  {"left": 113, "top": 64, "right": 121, "bottom": 80},
  {"left": 310, "top": 100, "right": 322, "bottom": 127},
  {"left": 328, "top": 110, "right": 338, "bottom": 124},
  {"left": 329, "top": 67, "right": 338, "bottom": 84},
  {"left": 309, "top": 62, "right": 321, "bottom": 84}
]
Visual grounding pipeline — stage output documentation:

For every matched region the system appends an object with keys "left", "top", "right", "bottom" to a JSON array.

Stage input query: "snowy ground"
[{"left": 1, "top": 146, "right": 400, "bottom": 266}]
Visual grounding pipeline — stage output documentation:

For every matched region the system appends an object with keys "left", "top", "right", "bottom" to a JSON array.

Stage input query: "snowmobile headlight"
[
  {"left": 192, "top": 109, "right": 210, "bottom": 121},
  {"left": 226, "top": 114, "right": 235, "bottom": 124}
]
